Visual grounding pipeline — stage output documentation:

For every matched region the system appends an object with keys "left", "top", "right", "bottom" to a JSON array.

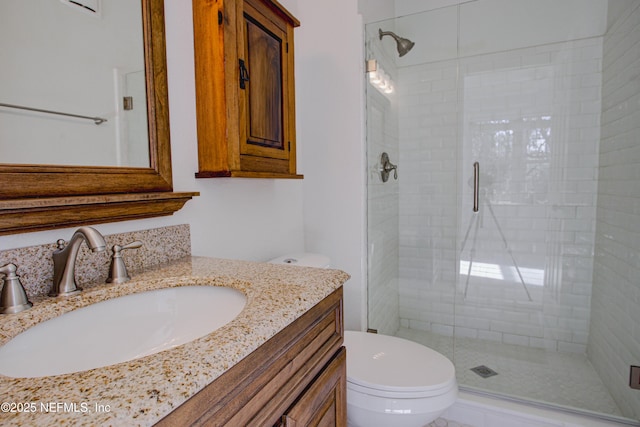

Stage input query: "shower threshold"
[{"left": 458, "top": 387, "right": 640, "bottom": 427}]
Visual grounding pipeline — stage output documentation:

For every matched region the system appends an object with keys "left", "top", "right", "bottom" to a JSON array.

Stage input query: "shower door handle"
[{"left": 473, "top": 162, "right": 479, "bottom": 212}]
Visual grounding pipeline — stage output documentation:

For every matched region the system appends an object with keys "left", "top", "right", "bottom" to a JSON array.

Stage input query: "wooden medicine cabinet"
[{"left": 192, "top": 0, "right": 302, "bottom": 179}]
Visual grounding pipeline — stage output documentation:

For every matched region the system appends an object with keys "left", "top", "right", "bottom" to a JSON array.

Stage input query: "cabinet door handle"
[{"left": 239, "top": 59, "right": 250, "bottom": 89}]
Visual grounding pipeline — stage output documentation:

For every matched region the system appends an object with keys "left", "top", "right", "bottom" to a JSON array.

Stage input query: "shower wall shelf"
[{"left": 192, "top": 0, "right": 302, "bottom": 179}]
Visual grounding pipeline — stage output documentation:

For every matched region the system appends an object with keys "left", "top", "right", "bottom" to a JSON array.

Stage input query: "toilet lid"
[{"left": 344, "top": 331, "right": 456, "bottom": 394}]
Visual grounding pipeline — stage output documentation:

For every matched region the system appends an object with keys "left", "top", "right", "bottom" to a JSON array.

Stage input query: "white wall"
[
  {"left": 0, "top": 0, "right": 368, "bottom": 330},
  {"left": 396, "top": 0, "right": 466, "bottom": 16},
  {"left": 393, "top": 0, "right": 608, "bottom": 68},
  {"left": 606, "top": 0, "right": 637, "bottom": 30},
  {"left": 295, "top": 0, "right": 367, "bottom": 331},
  {"left": 358, "top": 0, "right": 395, "bottom": 23},
  {"left": 166, "top": 0, "right": 308, "bottom": 264}
]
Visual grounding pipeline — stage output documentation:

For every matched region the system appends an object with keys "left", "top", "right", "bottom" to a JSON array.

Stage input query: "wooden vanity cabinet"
[
  {"left": 192, "top": 0, "right": 302, "bottom": 179},
  {"left": 277, "top": 348, "right": 346, "bottom": 426},
  {"left": 156, "top": 287, "right": 346, "bottom": 426}
]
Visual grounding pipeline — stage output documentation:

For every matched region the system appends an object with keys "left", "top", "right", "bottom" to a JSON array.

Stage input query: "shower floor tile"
[{"left": 396, "top": 327, "right": 622, "bottom": 417}]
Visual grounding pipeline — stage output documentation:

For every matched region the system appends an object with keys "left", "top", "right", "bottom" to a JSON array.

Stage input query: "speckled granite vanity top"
[{"left": 0, "top": 256, "right": 349, "bottom": 426}]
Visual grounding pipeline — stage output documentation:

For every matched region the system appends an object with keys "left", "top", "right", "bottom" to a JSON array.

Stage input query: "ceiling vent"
[{"left": 59, "top": 0, "right": 101, "bottom": 18}]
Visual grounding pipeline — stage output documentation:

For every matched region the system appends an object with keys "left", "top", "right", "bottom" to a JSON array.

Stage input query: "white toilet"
[
  {"left": 344, "top": 331, "right": 457, "bottom": 427},
  {"left": 269, "top": 253, "right": 458, "bottom": 427}
]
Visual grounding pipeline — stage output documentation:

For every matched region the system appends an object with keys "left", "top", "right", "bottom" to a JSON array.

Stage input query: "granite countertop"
[{"left": 0, "top": 256, "right": 350, "bottom": 426}]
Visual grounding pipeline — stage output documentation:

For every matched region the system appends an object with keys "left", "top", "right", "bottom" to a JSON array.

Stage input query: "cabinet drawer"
[{"left": 278, "top": 347, "right": 347, "bottom": 427}]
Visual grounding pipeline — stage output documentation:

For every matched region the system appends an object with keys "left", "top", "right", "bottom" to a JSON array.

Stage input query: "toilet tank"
[{"left": 268, "top": 253, "right": 330, "bottom": 268}]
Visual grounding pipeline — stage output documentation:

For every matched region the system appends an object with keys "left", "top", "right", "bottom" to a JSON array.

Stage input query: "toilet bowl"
[
  {"left": 344, "top": 331, "right": 458, "bottom": 427},
  {"left": 268, "top": 253, "right": 457, "bottom": 426}
]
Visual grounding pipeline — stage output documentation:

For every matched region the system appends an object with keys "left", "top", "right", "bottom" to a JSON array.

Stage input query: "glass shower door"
[
  {"left": 365, "top": 19, "right": 401, "bottom": 338},
  {"left": 454, "top": 76, "right": 553, "bottom": 393},
  {"left": 452, "top": 19, "right": 607, "bottom": 412}
]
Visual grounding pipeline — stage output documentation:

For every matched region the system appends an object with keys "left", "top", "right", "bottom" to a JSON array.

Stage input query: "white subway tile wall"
[
  {"left": 588, "top": 1, "right": 640, "bottom": 421},
  {"left": 397, "top": 36, "right": 603, "bottom": 353}
]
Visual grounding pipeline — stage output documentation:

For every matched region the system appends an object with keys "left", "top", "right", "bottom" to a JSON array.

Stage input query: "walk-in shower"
[{"left": 365, "top": 0, "right": 640, "bottom": 424}]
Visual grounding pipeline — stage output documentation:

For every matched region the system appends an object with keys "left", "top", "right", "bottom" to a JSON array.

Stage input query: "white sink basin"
[{"left": 0, "top": 285, "right": 246, "bottom": 378}]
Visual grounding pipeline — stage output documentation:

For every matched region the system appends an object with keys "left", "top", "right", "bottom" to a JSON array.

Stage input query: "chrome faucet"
[
  {"left": 50, "top": 227, "right": 107, "bottom": 297},
  {"left": 0, "top": 263, "right": 32, "bottom": 314},
  {"left": 106, "top": 240, "right": 142, "bottom": 284}
]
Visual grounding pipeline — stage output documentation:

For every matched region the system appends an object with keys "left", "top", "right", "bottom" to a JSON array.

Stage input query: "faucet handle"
[
  {"left": 0, "top": 263, "right": 33, "bottom": 314},
  {"left": 106, "top": 241, "right": 142, "bottom": 284}
]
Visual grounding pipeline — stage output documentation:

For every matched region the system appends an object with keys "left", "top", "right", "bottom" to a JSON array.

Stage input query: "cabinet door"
[
  {"left": 278, "top": 347, "right": 347, "bottom": 427},
  {"left": 239, "top": 0, "right": 292, "bottom": 163}
]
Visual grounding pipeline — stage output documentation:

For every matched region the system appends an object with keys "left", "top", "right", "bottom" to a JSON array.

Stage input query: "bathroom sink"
[{"left": 0, "top": 285, "right": 246, "bottom": 378}]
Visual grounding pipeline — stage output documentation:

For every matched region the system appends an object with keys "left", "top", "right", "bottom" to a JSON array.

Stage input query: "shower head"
[{"left": 378, "top": 29, "right": 415, "bottom": 57}]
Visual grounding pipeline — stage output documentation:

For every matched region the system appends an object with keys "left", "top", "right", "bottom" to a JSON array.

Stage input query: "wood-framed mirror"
[{"left": 0, "top": 0, "right": 197, "bottom": 235}]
